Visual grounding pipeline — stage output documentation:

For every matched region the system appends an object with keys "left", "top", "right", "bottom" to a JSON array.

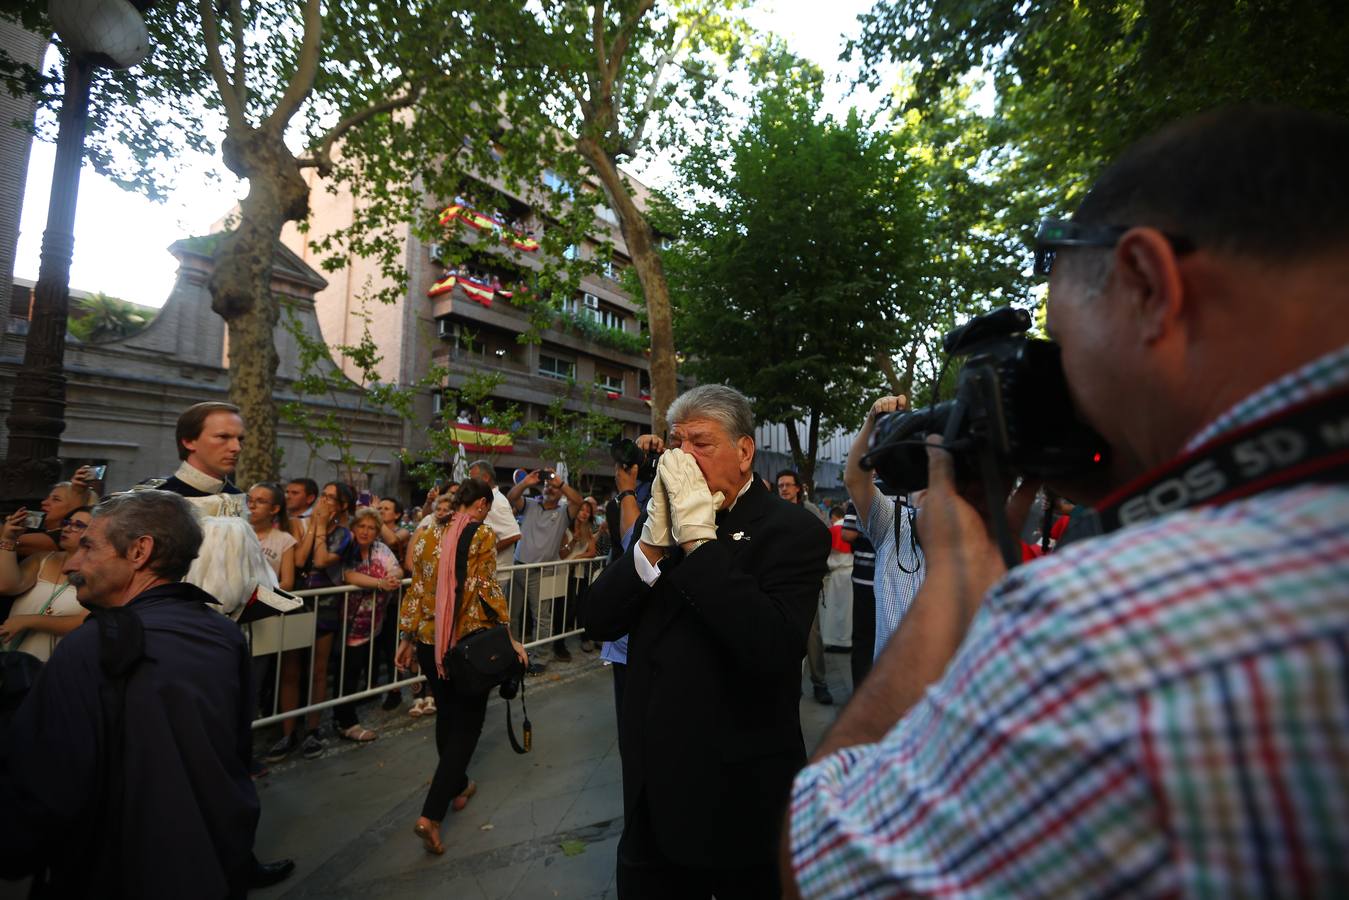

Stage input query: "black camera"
[
  {"left": 610, "top": 437, "right": 659, "bottom": 484},
  {"left": 862, "top": 306, "right": 1108, "bottom": 496}
]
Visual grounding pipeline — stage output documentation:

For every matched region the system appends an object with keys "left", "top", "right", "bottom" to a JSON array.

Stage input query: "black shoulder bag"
[{"left": 442, "top": 523, "right": 531, "bottom": 753}]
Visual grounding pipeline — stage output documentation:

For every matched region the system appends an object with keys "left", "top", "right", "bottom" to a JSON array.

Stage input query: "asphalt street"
[{"left": 248, "top": 649, "right": 853, "bottom": 899}]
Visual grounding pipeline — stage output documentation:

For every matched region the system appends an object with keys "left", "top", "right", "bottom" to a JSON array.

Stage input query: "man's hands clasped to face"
[
  {"left": 659, "top": 449, "right": 725, "bottom": 550},
  {"left": 639, "top": 448, "right": 726, "bottom": 557}
]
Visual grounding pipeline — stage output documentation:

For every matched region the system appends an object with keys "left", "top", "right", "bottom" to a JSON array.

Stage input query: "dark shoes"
[
  {"left": 526, "top": 661, "right": 548, "bottom": 676},
  {"left": 553, "top": 643, "right": 573, "bottom": 663},
  {"left": 813, "top": 683, "right": 834, "bottom": 705},
  {"left": 301, "top": 730, "right": 326, "bottom": 760},
  {"left": 248, "top": 857, "right": 295, "bottom": 889},
  {"left": 262, "top": 731, "right": 298, "bottom": 764}
]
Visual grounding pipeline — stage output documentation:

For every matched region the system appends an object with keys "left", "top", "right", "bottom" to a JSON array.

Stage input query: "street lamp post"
[{"left": 0, "top": 0, "right": 150, "bottom": 509}]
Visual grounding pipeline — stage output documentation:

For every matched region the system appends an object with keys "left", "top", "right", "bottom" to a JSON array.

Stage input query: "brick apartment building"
[{"left": 281, "top": 159, "right": 659, "bottom": 487}]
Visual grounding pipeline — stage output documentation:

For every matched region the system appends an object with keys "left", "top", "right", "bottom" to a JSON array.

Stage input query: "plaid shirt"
[{"left": 790, "top": 345, "right": 1349, "bottom": 898}]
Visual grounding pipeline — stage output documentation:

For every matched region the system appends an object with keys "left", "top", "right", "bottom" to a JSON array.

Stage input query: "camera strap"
[{"left": 1089, "top": 385, "right": 1349, "bottom": 535}]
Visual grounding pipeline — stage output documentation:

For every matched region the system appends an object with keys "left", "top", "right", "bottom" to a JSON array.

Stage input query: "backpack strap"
[
  {"left": 91, "top": 606, "right": 147, "bottom": 894},
  {"left": 505, "top": 677, "right": 531, "bottom": 755}
]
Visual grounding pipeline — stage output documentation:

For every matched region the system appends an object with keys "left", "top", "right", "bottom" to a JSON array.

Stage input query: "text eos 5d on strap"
[{"left": 1090, "top": 385, "right": 1349, "bottom": 535}]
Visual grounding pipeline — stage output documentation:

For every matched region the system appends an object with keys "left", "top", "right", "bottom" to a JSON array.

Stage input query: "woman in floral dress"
[{"left": 397, "top": 479, "right": 527, "bottom": 855}]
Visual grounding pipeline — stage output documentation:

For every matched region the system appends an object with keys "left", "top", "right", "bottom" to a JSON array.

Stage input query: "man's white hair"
[{"left": 666, "top": 384, "right": 755, "bottom": 440}]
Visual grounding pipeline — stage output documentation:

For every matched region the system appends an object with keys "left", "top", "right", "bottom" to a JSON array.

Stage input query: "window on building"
[
  {"left": 596, "top": 204, "right": 619, "bottom": 226},
  {"left": 543, "top": 170, "right": 576, "bottom": 199},
  {"left": 563, "top": 243, "right": 582, "bottom": 261},
  {"left": 596, "top": 372, "right": 624, "bottom": 394},
  {"left": 538, "top": 354, "right": 575, "bottom": 381},
  {"left": 432, "top": 390, "right": 444, "bottom": 415}
]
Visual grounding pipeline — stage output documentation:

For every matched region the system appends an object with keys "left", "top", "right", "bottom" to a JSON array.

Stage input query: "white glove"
[
  {"left": 639, "top": 469, "right": 675, "bottom": 547},
  {"left": 658, "top": 448, "right": 725, "bottom": 545}
]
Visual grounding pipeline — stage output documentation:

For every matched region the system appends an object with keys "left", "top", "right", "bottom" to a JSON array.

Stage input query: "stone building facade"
[{"left": 0, "top": 238, "right": 404, "bottom": 495}]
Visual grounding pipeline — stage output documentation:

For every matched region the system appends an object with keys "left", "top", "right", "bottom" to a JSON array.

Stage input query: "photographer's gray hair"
[
  {"left": 94, "top": 489, "right": 203, "bottom": 581},
  {"left": 667, "top": 384, "right": 755, "bottom": 441}
]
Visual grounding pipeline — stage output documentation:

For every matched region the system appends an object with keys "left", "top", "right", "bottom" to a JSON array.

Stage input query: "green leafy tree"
[
  {"left": 466, "top": 0, "right": 753, "bottom": 434},
  {"left": 884, "top": 91, "right": 1032, "bottom": 404},
  {"left": 2, "top": 1, "right": 509, "bottom": 486},
  {"left": 532, "top": 383, "right": 624, "bottom": 494},
  {"left": 851, "top": 0, "right": 1349, "bottom": 216},
  {"left": 278, "top": 303, "right": 441, "bottom": 488},
  {"left": 663, "top": 63, "right": 925, "bottom": 487},
  {"left": 66, "top": 292, "right": 153, "bottom": 342}
]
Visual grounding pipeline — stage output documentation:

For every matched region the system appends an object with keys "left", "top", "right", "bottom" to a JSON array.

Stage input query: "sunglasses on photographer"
[{"left": 1034, "top": 219, "right": 1195, "bottom": 278}]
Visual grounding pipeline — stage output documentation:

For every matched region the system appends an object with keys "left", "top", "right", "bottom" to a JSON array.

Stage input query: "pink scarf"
[{"left": 433, "top": 512, "right": 474, "bottom": 677}]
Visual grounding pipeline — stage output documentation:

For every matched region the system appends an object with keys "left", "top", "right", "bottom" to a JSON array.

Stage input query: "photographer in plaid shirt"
[{"left": 785, "top": 106, "right": 1349, "bottom": 897}]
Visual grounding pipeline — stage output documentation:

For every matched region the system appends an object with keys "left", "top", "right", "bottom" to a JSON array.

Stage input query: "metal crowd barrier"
[{"left": 247, "top": 556, "right": 608, "bottom": 729}]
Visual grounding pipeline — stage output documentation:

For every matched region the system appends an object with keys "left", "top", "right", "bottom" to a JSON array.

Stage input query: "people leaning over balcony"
[{"left": 397, "top": 478, "right": 527, "bottom": 855}]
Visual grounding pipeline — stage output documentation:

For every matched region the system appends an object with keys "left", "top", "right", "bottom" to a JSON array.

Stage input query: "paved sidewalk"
[{"left": 251, "top": 649, "right": 854, "bottom": 899}]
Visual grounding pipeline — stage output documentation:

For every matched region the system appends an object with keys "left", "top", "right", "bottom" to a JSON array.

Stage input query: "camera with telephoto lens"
[
  {"left": 610, "top": 436, "right": 660, "bottom": 484},
  {"left": 861, "top": 306, "right": 1109, "bottom": 494}
]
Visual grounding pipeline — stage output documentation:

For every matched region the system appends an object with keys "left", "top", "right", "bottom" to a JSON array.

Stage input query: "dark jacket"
[
  {"left": 0, "top": 582, "right": 259, "bottom": 898},
  {"left": 584, "top": 478, "right": 830, "bottom": 869}
]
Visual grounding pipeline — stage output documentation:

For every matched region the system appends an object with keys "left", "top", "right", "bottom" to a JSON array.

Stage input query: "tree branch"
[
  {"left": 592, "top": 0, "right": 608, "bottom": 81},
  {"left": 621, "top": 20, "right": 690, "bottom": 157},
  {"left": 604, "top": 0, "right": 655, "bottom": 91},
  {"left": 586, "top": 0, "right": 606, "bottom": 104},
  {"left": 265, "top": 0, "right": 322, "bottom": 132},
  {"left": 876, "top": 351, "right": 904, "bottom": 395},
  {"left": 296, "top": 82, "right": 426, "bottom": 175},
  {"left": 198, "top": 0, "right": 247, "bottom": 127},
  {"left": 229, "top": 0, "right": 247, "bottom": 111}
]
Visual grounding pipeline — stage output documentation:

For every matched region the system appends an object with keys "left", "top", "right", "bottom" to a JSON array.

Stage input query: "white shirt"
[{"left": 633, "top": 475, "right": 753, "bottom": 586}]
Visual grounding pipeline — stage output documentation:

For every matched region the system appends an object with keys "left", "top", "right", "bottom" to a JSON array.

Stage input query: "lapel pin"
[{"left": 731, "top": 531, "right": 750, "bottom": 541}]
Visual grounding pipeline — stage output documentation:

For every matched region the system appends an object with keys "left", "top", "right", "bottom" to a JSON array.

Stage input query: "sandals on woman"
[
  {"left": 408, "top": 696, "right": 436, "bottom": 717},
  {"left": 339, "top": 724, "right": 378, "bottom": 743},
  {"left": 452, "top": 780, "right": 477, "bottom": 813},
  {"left": 413, "top": 817, "right": 444, "bottom": 855}
]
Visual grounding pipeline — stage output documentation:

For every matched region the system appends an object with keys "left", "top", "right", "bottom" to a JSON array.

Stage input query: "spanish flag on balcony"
[
  {"left": 445, "top": 423, "right": 514, "bottom": 453},
  {"left": 426, "top": 273, "right": 496, "bottom": 307},
  {"left": 439, "top": 204, "right": 540, "bottom": 252}
]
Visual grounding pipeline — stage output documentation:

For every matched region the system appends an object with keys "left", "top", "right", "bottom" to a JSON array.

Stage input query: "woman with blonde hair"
[{"left": 0, "top": 506, "right": 92, "bottom": 661}]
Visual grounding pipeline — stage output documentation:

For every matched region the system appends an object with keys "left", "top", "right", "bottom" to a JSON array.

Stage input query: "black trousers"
[
  {"left": 551, "top": 574, "right": 588, "bottom": 648},
  {"left": 616, "top": 792, "right": 779, "bottom": 900},
  {"left": 332, "top": 639, "right": 376, "bottom": 731},
  {"left": 850, "top": 581, "right": 875, "bottom": 689},
  {"left": 415, "top": 643, "right": 490, "bottom": 821}
]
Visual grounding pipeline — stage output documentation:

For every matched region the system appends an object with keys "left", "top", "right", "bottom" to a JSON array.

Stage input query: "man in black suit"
[{"left": 585, "top": 384, "right": 830, "bottom": 899}]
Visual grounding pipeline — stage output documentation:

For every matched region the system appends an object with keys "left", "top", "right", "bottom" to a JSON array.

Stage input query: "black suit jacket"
[{"left": 584, "top": 478, "right": 830, "bottom": 869}]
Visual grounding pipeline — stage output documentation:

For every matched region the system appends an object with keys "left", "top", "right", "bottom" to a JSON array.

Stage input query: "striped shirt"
[
  {"left": 842, "top": 506, "right": 875, "bottom": 586},
  {"left": 790, "top": 344, "right": 1349, "bottom": 898},
  {"left": 864, "top": 485, "right": 925, "bottom": 661}
]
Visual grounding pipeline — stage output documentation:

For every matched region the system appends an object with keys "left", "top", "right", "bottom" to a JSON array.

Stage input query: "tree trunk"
[
  {"left": 210, "top": 126, "right": 310, "bottom": 486},
  {"left": 804, "top": 408, "right": 820, "bottom": 491},
  {"left": 578, "top": 137, "right": 677, "bottom": 436},
  {"left": 876, "top": 352, "right": 905, "bottom": 396},
  {"left": 784, "top": 417, "right": 804, "bottom": 478}
]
